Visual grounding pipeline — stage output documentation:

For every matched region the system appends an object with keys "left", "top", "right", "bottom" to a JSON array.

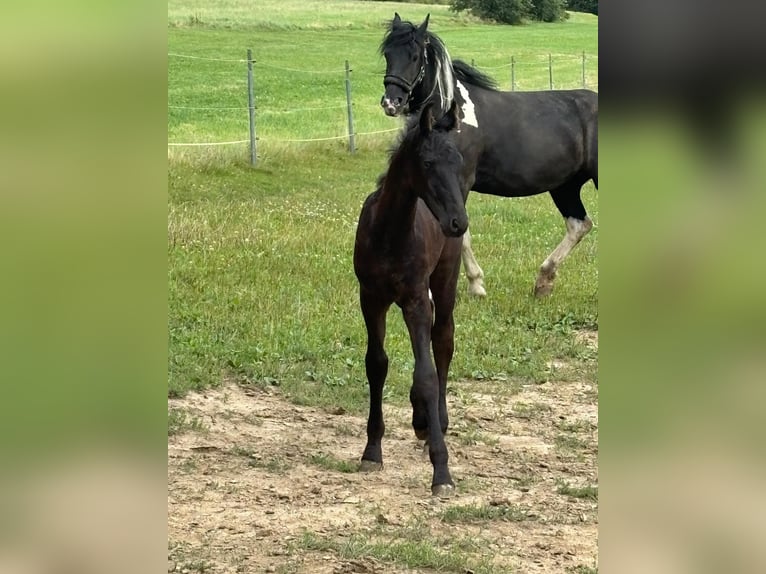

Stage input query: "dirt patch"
[{"left": 168, "top": 375, "right": 598, "bottom": 573}]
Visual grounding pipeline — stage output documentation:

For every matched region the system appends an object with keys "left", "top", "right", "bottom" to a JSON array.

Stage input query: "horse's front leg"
[
  {"left": 403, "top": 295, "right": 454, "bottom": 496},
  {"left": 359, "top": 288, "right": 390, "bottom": 472},
  {"left": 461, "top": 228, "right": 486, "bottom": 297}
]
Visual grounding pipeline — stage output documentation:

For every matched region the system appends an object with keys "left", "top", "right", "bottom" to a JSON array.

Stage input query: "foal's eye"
[{"left": 423, "top": 161, "right": 432, "bottom": 169}]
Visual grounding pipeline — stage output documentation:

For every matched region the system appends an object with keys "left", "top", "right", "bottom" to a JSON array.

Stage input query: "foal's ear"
[
  {"left": 437, "top": 100, "right": 461, "bottom": 133},
  {"left": 416, "top": 14, "right": 430, "bottom": 39},
  {"left": 419, "top": 102, "right": 435, "bottom": 135},
  {"left": 393, "top": 12, "right": 401, "bottom": 25}
]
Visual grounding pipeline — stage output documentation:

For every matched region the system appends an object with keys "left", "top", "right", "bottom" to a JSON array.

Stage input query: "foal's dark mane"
[{"left": 373, "top": 122, "right": 420, "bottom": 189}]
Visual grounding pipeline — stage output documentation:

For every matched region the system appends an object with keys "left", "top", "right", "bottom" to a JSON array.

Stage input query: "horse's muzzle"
[{"left": 380, "top": 95, "right": 402, "bottom": 117}]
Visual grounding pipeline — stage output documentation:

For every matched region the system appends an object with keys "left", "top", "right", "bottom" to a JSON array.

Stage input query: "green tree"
[
  {"left": 567, "top": 0, "right": 598, "bottom": 15},
  {"left": 450, "top": 0, "right": 568, "bottom": 24},
  {"left": 530, "top": 0, "right": 568, "bottom": 22},
  {"left": 450, "top": 0, "right": 533, "bottom": 25}
]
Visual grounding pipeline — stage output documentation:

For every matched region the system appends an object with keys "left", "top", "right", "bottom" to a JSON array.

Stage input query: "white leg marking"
[
  {"left": 455, "top": 80, "right": 479, "bottom": 128},
  {"left": 461, "top": 228, "right": 486, "bottom": 297},
  {"left": 535, "top": 217, "right": 593, "bottom": 296},
  {"left": 428, "top": 288, "right": 435, "bottom": 325}
]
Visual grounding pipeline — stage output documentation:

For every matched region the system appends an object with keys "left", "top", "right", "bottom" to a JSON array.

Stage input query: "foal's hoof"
[
  {"left": 358, "top": 460, "right": 383, "bottom": 472},
  {"left": 431, "top": 483, "right": 455, "bottom": 498}
]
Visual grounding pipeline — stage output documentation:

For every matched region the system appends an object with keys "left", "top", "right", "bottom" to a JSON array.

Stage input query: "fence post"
[
  {"left": 582, "top": 50, "right": 586, "bottom": 88},
  {"left": 548, "top": 53, "right": 553, "bottom": 90},
  {"left": 345, "top": 60, "right": 356, "bottom": 154},
  {"left": 511, "top": 56, "right": 515, "bottom": 91},
  {"left": 247, "top": 49, "right": 257, "bottom": 166}
]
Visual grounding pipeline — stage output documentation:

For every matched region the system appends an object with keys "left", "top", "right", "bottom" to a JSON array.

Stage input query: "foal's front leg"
[
  {"left": 359, "top": 289, "right": 390, "bottom": 472},
  {"left": 403, "top": 295, "right": 455, "bottom": 496}
]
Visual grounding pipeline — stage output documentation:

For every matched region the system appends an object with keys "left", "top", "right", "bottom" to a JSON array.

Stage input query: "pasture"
[{"left": 168, "top": 1, "right": 598, "bottom": 572}]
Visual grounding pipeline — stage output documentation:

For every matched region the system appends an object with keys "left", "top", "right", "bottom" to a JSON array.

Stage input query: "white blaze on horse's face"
[{"left": 455, "top": 81, "right": 479, "bottom": 128}]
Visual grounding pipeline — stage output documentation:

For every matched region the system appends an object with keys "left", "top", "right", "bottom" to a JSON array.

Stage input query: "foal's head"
[{"left": 399, "top": 100, "right": 467, "bottom": 237}]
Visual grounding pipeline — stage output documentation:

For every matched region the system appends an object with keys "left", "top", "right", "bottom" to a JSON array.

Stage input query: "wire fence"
[{"left": 168, "top": 50, "right": 598, "bottom": 164}]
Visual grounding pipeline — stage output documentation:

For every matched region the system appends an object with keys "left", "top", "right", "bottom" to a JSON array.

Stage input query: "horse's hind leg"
[
  {"left": 535, "top": 182, "right": 593, "bottom": 297},
  {"left": 359, "top": 288, "right": 390, "bottom": 472},
  {"left": 461, "top": 228, "right": 486, "bottom": 297}
]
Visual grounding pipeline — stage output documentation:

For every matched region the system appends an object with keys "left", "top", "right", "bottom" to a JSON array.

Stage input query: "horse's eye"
[{"left": 423, "top": 161, "right": 432, "bottom": 169}]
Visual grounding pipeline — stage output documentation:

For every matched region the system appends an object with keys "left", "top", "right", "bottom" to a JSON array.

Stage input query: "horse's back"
[{"left": 466, "top": 88, "right": 597, "bottom": 194}]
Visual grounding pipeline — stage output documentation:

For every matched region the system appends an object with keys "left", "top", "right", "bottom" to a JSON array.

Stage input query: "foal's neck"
[{"left": 375, "top": 153, "right": 419, "bottom": 241}]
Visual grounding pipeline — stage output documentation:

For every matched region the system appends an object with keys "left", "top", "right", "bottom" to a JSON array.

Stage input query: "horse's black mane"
[
  {"left": 452, "top": 59, "right": 498, "bottom": 91},
  {"left": 380, "top": 17, "right": 498, "bottom": 92}
]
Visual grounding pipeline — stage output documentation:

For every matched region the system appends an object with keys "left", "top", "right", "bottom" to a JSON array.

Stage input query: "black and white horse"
[{"left": 380, "top": 13, "right": 598, "bottom": 297}]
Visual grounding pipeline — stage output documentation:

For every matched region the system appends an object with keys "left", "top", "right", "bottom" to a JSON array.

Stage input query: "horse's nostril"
[{"left": 450, "top": 218, "right": 460, "bottom": 233}]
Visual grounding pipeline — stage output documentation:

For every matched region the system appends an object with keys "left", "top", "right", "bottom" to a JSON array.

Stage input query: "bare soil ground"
[{"left": 168, "top": 347, "right": 598, "bottom": 574}]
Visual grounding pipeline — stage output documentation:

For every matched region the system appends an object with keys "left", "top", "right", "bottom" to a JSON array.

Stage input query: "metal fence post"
[
  {"left": 345, "top": 60, "right": 356, "bottom": 154},
  {"left": 548, "top": 53, "right": 553, "bottom": 90},
  {"left": 511, "top": 56, "right": 515, "bottom": 91},
  {"left": 247, "top": 49, "right": 257, "bottom": 166}
]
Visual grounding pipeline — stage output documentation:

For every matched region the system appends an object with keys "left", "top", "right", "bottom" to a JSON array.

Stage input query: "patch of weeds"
[
  {"left": 452, "top": 424, "right": 499, "bottom": 447},
  {"left": 568, "top": 565, "right": 598, "bottom": 574},
  {"left": 187, "top": 13, "right": 205, "bottom": 26},
  {"left": 454, "top": 475, "right": 485, "bottom": 493},
  {"left": 178, "top": 559, "right": 212, "bottom": 573},
  {"left": 298, "top": 530, "right": 494, "bottom": 574},
  {"left": 512, "top": 474, "right": 538, "bottom": 490},
  {"left": 331, "top": 422, "right": 356, "bottom": 436},
  {"left": 556, "top": 418, "right": 594, "bottom": 433},
  {"left": 556, "top": 481, "right": 598, "bottom": 501},
  {"left": 179, "top": 458, "right": 198, "bottom": 474},
  {"left": 511, "top": 401, "right": 553, "bottom": 419},
  {"left": 439, "top": 503, "right": 529, "bottom": 523},
  {"left": 229, "top": 446, "right": 289, "bottom": 473},
  {"left": 554, "top": 433, "right": 588, "bottom": 452},
  {"left": 168, "top": 408, "right": 206, "bottom": 436},
  {"left": 308, "top": 453, "right": 357, "bottom": 473}
]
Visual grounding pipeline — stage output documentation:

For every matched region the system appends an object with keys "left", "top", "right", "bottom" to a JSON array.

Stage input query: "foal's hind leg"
[
  {"left": 429, "top": 255, "right": 461, "bottom": 439},
  {"left": 359, "top": 288, "right": 390, "bottom": 472},
  {"left": 535, "top": 183, "right": 593, "bottom": 297},
  {"left": 461, "top": 228, "right": 486, "bottom": 297}
]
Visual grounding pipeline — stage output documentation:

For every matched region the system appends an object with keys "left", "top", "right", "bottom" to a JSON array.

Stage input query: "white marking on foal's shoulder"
[{"left": 455, "top": 80, "right": 478, "bottom": 128}]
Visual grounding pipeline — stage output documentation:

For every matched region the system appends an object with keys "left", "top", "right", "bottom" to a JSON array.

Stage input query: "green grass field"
[{"left": 168, "top": 0, "right": 598, "bottom": 409}]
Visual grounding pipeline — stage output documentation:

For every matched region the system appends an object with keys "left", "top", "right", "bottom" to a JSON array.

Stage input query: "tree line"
[
  {"left": 450, "top": 0, "right": 597, "bottom": 24},
  {"left": 365, "top": 0, "right": 598, "bottom": 24}
]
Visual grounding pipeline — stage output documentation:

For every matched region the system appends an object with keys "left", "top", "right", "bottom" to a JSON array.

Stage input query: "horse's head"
[
  {"left": 412, "top": 101, "right": 467, "bottom": 237},
  {"left": 380, "top": 13, "right": 430, "bottom": 117}
]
